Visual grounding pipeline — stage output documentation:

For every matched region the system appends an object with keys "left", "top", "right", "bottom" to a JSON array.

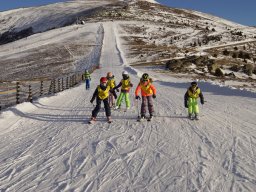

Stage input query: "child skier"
[
  {"left": 184, "top": 81, "right": 204, "bottom": 120},
  {"left": 89, "top": 77, "right": 113, "bottom": 123},
  {"left": 84, "top": 69, "right": 91, "bottom": 90},
  {"left": 106, "top": 72, "right": 118, "bottom": 108},
  {"left": 114, "top": 71, "right": 133, "bottom": 110},
  {"left": 135, "top": 73, "right": 156, "bottom": 121}
]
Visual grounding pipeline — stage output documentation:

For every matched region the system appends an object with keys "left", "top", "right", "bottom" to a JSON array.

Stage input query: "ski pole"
[
  {"left": 136, "top": 98, "right": 140, "bottom": 118},
  {"left": 201, "top": 100, "right": 206, "bottom": 117},
  {"left": 154, "top": 97, "right": 157, "bottom": 117}
]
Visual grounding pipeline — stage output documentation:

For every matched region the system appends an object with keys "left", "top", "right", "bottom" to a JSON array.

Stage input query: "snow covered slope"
[
  {"left": 0, "top": 21, "right": 256, "bottom": 192},
  {"left": 1, "top": 0, "right": 256, "bottom": 87},
  {"left": 0, "top": 0, "right": 111, "bottom": 33}
]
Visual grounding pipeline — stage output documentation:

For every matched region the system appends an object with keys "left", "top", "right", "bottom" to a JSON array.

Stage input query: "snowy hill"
[
  {"left": 0, "top": 2, "right": 256, "bottom": 191},
  {"left": 0, "top": 0, "right": 256, "bottom": 89}
]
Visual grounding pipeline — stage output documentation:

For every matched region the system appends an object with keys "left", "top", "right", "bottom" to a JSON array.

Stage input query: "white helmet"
[{"left": 122, "top": 71, "right": 128, "bottom": 75}]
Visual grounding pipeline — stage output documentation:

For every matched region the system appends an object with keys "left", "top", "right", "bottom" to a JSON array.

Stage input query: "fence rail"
[{"left": 0, "top": 66, "right": 98, "bottom": 111}]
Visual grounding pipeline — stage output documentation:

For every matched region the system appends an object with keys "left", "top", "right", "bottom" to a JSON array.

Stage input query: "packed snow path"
[{"left": 1, "top": 22, "right": 256, "bottom": 192}]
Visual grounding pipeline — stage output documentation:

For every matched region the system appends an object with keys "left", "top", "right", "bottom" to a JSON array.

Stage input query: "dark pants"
[
  {"left": 85, "top": 79, "right": 90, "bottom": 90},
  {"left": 141, "top": 96, "right": 154, "bottom": 116},
  {"left": 92, "top": 97, "right": 111, "bottom": 118}
]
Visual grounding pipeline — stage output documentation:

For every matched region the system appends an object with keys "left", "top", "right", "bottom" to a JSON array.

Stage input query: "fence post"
[
  {"left": 16, "top": 82, "right": 20, "bottom": 104},
  {"left": 40, "top": 81, "right": 43, "bottom": 96},
  {"left": 28, "top": 85, "right": 33, "bottom": 103},
  {"left": 62, "top": 78, "right": 64, "bottom": 91},
  {"left": 58, "top": 79, "right": 61, "bottom": 92},
  {"left": 49, "top": 80, "right": 53, "bottom": 94},
  {"left": 66, "top": 77, "right": 69, "bottom": 89},
  {"left": 53, "top": 79, "right": 56, "bottom": 93},
  {"left": 69, "top": 76, "right": 72, "bottom": 87}
]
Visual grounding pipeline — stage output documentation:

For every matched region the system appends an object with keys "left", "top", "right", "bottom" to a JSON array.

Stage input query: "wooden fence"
[{"left": 0, "top": 69, "right": 95, "bottom": 111}]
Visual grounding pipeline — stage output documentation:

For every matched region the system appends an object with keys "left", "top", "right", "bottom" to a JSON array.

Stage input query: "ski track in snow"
[{"left": 0, "top": 21, "right": 256, "bottom": 192}]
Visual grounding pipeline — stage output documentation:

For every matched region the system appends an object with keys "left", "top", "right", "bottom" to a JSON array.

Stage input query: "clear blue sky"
[
  {"left": 0, "top": 0, "right": 255, "bottom": 26},
  {"left": 0, "top": 0, "right": 68, "bottom": 11},
  {"left": 157, "top": 0, "right": 255, "bottom": 26}
]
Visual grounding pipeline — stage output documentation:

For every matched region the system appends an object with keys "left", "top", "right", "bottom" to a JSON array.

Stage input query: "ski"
[
  {"left": 88, "top": 116, "right": 113, "bottom": 124},
  {"left": 89, "top": 120, "right": 112, "bottom": 124},
  {"left": 137, "top": 116, "right": 144, "bottom": 122},
  {"left": 88, "top": 120, "right": 95, "bottom": 124},
  {"left": 137, "top": 116, "right": 152, "bottom": 122},
  {"left": 147, "top": 116, "right": 153, "bottom": 121},
  {"left": 188, "top": 116, "right": 199, "bottom": 120}
]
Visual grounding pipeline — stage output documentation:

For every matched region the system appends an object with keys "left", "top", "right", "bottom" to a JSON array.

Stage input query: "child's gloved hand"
[
  {"left": 135, "top": 96, "right": 141, "bottom": 100},
  {"left": 90, "top": 99, "right": 93, "bottom": 103},
  {"left": 184, "top": 101, "right": 188, "bottom": 108},
  {"left": 153, "top": 94, "right": 156, "bottom": 99}
]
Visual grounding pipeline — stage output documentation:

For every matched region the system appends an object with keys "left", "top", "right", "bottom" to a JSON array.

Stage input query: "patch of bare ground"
[
  {"left": 0, "top": 43, "right": 93, "bottom": 81},
  {"left": 148, "top": 67, "right": 256, "bottom": 91}
]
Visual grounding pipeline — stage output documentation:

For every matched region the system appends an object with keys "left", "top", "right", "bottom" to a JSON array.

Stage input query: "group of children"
[{"left": 84, "top": 70, "right": 204, "bottom": 123}]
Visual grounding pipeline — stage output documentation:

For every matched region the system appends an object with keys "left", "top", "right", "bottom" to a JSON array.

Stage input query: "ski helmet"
[
  {"left": 100, "top": 77, "right": 108, "bottom": 84},
  {"left": 122, "top": 71, "right": 128, "bottom": 75},
  {"left": 142, "top": 73, "right": 149, "bottom": 81},
  {"left": 191, "top": 81, "right": 198, "bottom": 87},
  {"left": 85, "top": 69, "right": 89, "bottom": 73},
  {"left": 122, "top": 71, "right": 129, "bottom": 79}
]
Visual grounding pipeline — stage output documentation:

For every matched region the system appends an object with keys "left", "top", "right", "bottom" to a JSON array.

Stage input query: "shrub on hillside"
[
  {"left": 208, "top": 62, "right": 219, "bottom": 74},
  {"left": 215, "top": 68, "right": 224, "bottom": 77},
  {"left": 238, "top": 51, "right": 244, "bottom": 59},
  {"left": 223, "top": 49, "right": 229, "bottom": 56},
  {"left": 244, "top": 64, "right": 254, "bottom": 76},
  {"left": 232, "top": 52, "right": 237, "bottom": 58},
  {"left": 165, "top": 60, "right": 182, "bottom": 71},
  {"left": 213, "top": 53, "right": 218, "bottom": 58},
  {"left": 230, "top": 64, "right": 241, "bottom": 72}
]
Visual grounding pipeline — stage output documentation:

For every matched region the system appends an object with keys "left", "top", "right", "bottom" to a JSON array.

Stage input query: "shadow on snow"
[{"left": 156, "top": 80, "right": 256, "bottom": 99}]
